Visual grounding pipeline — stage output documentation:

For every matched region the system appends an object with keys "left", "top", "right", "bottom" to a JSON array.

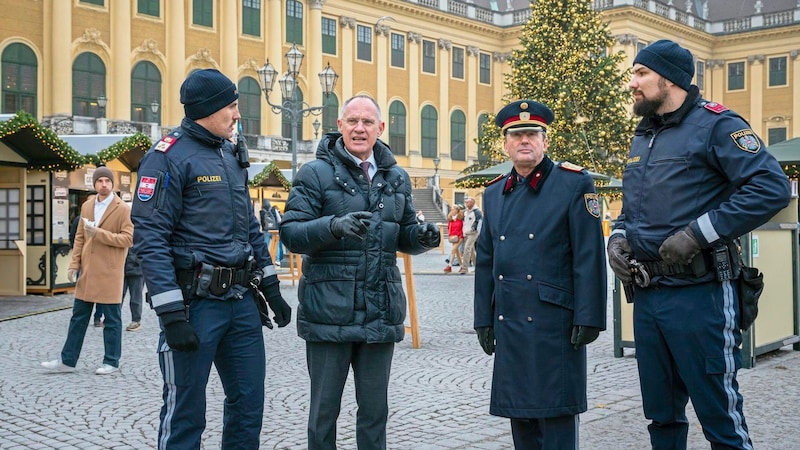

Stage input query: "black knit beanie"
[
  {"left": 180, "top": 69, "right": 239, "bottom": 120},
  {"left": 633, "top": 40, "right": 695, "bottom": 91}
]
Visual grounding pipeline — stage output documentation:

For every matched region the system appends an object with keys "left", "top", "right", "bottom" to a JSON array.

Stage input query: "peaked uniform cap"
[{"left": 495, "top": 100, "right": 555, "bottom": 135}]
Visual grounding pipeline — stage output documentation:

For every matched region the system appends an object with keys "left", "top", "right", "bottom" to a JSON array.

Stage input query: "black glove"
[
  {"left": 417, "top": 222, "right": 441, "bottom": 248},
  {"left": 659, "top": 226, "right": 701, "bottom": 265},
  {"left": 330, "top": 211, "right": 373, "bottom": 240},
  {"left": 476, "top": 326, "right": 495, "bottom": 355},
  {"left": 160, "top": 310, "right": 199, "bottom": 352},
  {"left": 260, "top": 278, "right": 292, "bottom": 327},
  {"left": 571, "top": 325, "right": 601, "bottom": 350},
  {"left": 607, "top": 234, "right": 633, "bottom": 283}
]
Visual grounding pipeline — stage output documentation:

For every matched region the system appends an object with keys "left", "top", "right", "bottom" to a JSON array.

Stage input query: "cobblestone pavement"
[{"left": 1, "top": 249, "right": 798, "bottom": 449}]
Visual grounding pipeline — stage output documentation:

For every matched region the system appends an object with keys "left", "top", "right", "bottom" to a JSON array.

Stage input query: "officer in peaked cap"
[
  {"left": 494, "top": 99, "right": 555, "bottom": 135},
  {"left": 475, "top": 99, "right": 607, "bottom": 449}
]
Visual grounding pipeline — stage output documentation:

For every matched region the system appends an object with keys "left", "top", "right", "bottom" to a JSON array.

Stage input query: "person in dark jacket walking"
[
  {"left": 122, "top": 245, "right": 144, "bottom": 332},
  {"left": 280, "top": 95, "right": 440, "bottom": 450},
  {"left": 608, "top": 40, "right": 790, "bottom": 450},
  {"left": 473, "top": 100, "right": 607, "bottom": 449},
  {"left": 131, "top": 69, "right": 291, "bottom": 450}
]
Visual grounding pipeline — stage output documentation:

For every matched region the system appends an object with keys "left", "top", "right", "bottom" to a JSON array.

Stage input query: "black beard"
[{"left": 633, "top": 98, "right": 663, "bottom": 117}]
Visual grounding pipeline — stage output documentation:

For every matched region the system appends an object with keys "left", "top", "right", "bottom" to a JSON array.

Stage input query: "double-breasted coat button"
[
  {"left": 527, "top": 317, "right": 533, "bottom": 322},
  {"left": 500, "top": 235, "right": 506, "bottom": 241},
  {"left": 528, "top": 233, "right": 534, "bottom": 239},
  {"left": 526, "top": 274, "right": 532, "bottom": 280},
  {"left": 498, "top": 315, "right": 504, "bottom": 321},
  {"left": 498, "top": 275, "right": 504, "bottom": 280}
]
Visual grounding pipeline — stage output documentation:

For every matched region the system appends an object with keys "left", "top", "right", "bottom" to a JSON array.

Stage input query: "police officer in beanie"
[
  {"left": 609, "top": 40, "right": 790, "bottom": 449},
  {"left": 131, "top": 69, "right": 291, "bottom": 449},
  {"left": 473, "top": 100, "right": 607, "bottom": 449}
]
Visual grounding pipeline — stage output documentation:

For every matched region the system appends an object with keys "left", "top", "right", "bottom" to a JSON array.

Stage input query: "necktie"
[{"left": 360, "top": 161, "right": 372, "bottom": 183}]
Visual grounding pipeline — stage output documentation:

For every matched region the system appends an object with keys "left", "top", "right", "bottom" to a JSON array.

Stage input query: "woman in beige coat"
[{"left": 41, "top": 166, "right": 133, "bottom": 375}]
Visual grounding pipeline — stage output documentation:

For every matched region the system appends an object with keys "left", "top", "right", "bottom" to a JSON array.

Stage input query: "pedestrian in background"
[
  {"left": 280, "top": 94, "right": 440, "bottom": 450},
  {"left": 473, "top": 100, "right": 607, "bottom": 449},
  {"left": 42, "top": 166, "right": 133, "bottom": 375},
  {"left": 459, "top": 197, "right": 482, "bottom": 274},
  {"left": 608, "top": 39, "right": 790, "bottom": 449},
  {"left": 122, "top": 245, "right": 144, "bottom": 332},
  {"left": 444, "top": 205, "right": 464, "bottom": 273},
  {"left": 131, "top": 69, "right": 291, "bottom": 449}
]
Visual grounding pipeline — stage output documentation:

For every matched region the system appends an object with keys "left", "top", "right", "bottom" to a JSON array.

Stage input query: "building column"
[
  {"left": 47, "top": 0, "right": 72, "bottom": 115},
  {"left": 407, "top": 32, "right": 422, "bottom": 167},
  {"left": 165, "top": 0, "right": 186, "bottom": 126},
  {"left": 265, "top": 0, "right": 283, "bottom": 136},
  {"left": 339, "top": 17, "right": 356, "bottom": 101},
  {"left": 307, "top": 1, "right": 325, "bottom": 141},
  {"left": 707, "top": 60, "right": 725, "bottom": 106},
  {"left": 791, "top": 50, "right": 800, "bottom": 137},
  {"left": 220, "top": 0, "right": 238, "bottom": 77},
  {"left": 438, "top": 39, "right": 451, "bottom": 166},
  {"left": 466, "top": 46, "right": 479, "bottom": 164},
  {"left": 492, "top": 52, "right": 511, "bottom": 116},
  {"left": 374, "top": 19, "right": 392, "bottom": 109},
  {"left": 747, "top": 54, "right": 765, "bottom": 135},
  {"left": 111, "top": 0, "right": 132, "bottom": 120}
]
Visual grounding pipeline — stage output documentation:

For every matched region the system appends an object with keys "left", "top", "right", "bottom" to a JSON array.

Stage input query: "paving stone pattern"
[{"left": 1, "top": 249, "right": 798, "bottom": 449}]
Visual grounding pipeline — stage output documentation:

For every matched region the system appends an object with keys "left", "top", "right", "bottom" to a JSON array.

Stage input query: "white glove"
[
  {"left": 84, "top": 223, "right": 97, "bottom": 237},
  {"left": 67, "top": 269, "right": 78, "bottom": 283}
]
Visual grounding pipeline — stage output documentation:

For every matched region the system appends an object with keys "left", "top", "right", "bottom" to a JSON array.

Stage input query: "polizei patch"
[
  {"left": 730, "top": 129, "right": 761, "bottom": 153},
  {"left": 584, "top": 193, "right": 600, "bottom": 218}
]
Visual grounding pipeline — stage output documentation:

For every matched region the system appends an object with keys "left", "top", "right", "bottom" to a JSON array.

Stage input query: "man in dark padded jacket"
[{"left": 280, "top": 95, "right": 440, "bottom": 450}]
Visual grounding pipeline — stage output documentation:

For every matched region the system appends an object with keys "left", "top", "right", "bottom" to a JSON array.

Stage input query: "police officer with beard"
[
  {"left": 608, "top": 40, "right": 790, "bottom": 449},
  {"left": 131, "top": 69, "right": 291, "bottom": 449}
]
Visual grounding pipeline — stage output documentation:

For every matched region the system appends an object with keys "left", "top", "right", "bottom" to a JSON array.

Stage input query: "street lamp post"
[
  {"left": 433, "top": 157, "right": 440, "bottom": 188},
  {"left": 96, "top": 95, "right": 107, "bottom": 118},
  {"left": 150, "top": 99, "right": 160, "bottom": 122},
  {"left": 257, "top": 43, "right": 339, "bottom": 179}
]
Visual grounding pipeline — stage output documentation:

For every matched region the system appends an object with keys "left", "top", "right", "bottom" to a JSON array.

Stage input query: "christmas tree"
[{"left": 468, "top": 0, "right": 635, "bottom": 186}]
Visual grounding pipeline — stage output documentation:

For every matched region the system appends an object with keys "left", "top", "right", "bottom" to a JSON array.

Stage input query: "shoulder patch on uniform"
[
  {"left": 584, "top": 193, "right": 601, "bottom": 218},
  {"left": 559, "top": 161, "right": 584, "bottom": 173},
  {"left": 486, "top": 173, "right": 507, "bottom": 186},
  {"left": 703, "top": 102, "right": 729, "bottom": 114},
  {"left": 154, "top": 133, "right": 180, "bottom": 153},
  {"left": 730, "top": 129, "right": 761, "bottom": 153},
  {"left": 137, "top": 176, "right": 158, "bottom": 201}
]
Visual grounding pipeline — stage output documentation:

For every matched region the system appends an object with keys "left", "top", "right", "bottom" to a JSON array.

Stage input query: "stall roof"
[
  {"left": 767, "top": 137, "right": 800, "bottom": 165},
  {"left": 60, "top": 133, "right": 151, "bottom": 172},
  {"left": 247, "top": 163, "right": 292, "bottom": 189},
  {"left": 0, "top": 112, "right": 82, "bottom": 171}
]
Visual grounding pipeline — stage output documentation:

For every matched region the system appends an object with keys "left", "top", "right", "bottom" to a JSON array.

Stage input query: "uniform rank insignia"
[
  {"left": 703, "top": 102, "right": 729, "bottom": 114},
  {"left": 155, "top": 135, "right": 177, "bottom": 152},
  {"left": 730, "top": 129, "right": 761, "bottom": 153},
  {"left": 584, "top": 193, "right": 600, "bottom": 218},
  {"left": 137, "top": 176, "right": 158, "bottom": 201},
  {"left": 559, "top": 161, "right": 584, "bottom": 173},
  {"left": 486, "top": 173, "right": 507, "bottom": 187}
]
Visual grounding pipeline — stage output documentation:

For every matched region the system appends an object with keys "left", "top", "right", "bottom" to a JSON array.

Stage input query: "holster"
[{"left": 176, "top": 262, "right": 252, "bottom": 299}]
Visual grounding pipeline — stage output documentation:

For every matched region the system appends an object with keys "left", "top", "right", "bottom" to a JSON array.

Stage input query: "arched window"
[
  {"left": 477, "top": 113, "right": 490, "bottom": 162},
  {"left": 322, "top": 93, "right": 339, "bottom": 134},
  {"left": 282, "top": 87, "right": 303, "bottom": 140},
  {"left": 238, "top": 76, "right": 262, "bottom": 145},
  {"left": 421, "top": 105, "right": 438, "bottom": 159},
  {"left": 388, "top": 101, "right": 406, "bottom": 156},
  {"left": 131, "top": 61, "right": 161, "bottom": 122},
  {"left": 72, "top": 52, "right": 106, "bottom": 117},
  {"left": 450, "top": 110, "right": 466, "bottom": 161},
  {"left": 1, "top": 43, "right": 37, "bottom": 115},
  {"left": 286, "top": 0, "right": 303, "bottom": 45}
]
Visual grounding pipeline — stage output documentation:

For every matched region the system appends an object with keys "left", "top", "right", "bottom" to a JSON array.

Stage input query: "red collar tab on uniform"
[
  {"left": 502, "top": 174, "right": 515, "bottom": 194},
  {"left": 703, "top": 101, "right": 728, "bottom": 114},
  {"left": 527, "top": 170, "right": 545, "bottom": 190}
]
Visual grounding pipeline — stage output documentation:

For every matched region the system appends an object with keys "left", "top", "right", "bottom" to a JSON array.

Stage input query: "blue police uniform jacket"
[
  {"left": 280, "top": 132, "right": 430, "bottom": 343},
  {"left": 131, "top": 118, "right": 274, "bottom": 315},
  {"left": 613, "top": 87, "right": 790, "bottom": 286},
  {"left": 473, "top": 156, "right": 607, "bottom": 418}
]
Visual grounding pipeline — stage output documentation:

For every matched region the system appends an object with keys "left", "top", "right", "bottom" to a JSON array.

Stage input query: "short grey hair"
[{"left": 340, "top": 94, "right": 382, "bottom": 121}]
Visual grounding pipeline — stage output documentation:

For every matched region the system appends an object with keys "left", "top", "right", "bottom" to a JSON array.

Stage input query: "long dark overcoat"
[{"left": 473, "top": 157, "right": 607, "bottom": 418}]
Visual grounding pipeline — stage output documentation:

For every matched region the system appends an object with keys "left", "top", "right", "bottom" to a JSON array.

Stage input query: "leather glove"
[
  {"left": 330, "top": 211, "right": 373, "bottom": 240},
  {"left": 260, "top": 278, "right": 292, "bottom": 327},
  {"left": 160, "top": 310, "right": 200, "bottom": 352},
  {"left": 475, "top": 326, "right": 495, "bottom": 355},
  {"left": 67, "top": 269, "right": 78, "bottom": 283},
  {"left": 607, "top": 234, "right": 633, "bottom": 283},
  {"left": 571, "top": 325, "right": 601, "bottom": 350},
  {"left": 659, "top": 226, "right": 701, "bottom": 265},
  {"left": 417, "top": 222, "right": 441, "bottom": 248}
]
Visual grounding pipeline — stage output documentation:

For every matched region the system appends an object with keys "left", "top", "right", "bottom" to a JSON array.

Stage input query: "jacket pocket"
[
  {"left": 538, "top": 282, "right": 574, "bottom": 311},
  {"left": 385, "top": 266, "right": 407, "bottom": 325},
  {"left": 302, "top": 264, "right": 357, "bottom": 325}
]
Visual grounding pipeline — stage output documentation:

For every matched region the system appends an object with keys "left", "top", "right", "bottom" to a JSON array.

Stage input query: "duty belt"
[
  {"left": 177, "top": 264, "right": 252, "bottom": 298},
  {"left": 639, "top": 254, "right": 708, "bottom": 279}
]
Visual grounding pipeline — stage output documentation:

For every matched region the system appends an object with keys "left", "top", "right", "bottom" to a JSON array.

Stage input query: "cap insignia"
[
  {"left": 519, "top": 112, "right": 530, "bottom": 121},
  {"left": 520, "top": 102, "right": 528, "bottom": 110}
]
